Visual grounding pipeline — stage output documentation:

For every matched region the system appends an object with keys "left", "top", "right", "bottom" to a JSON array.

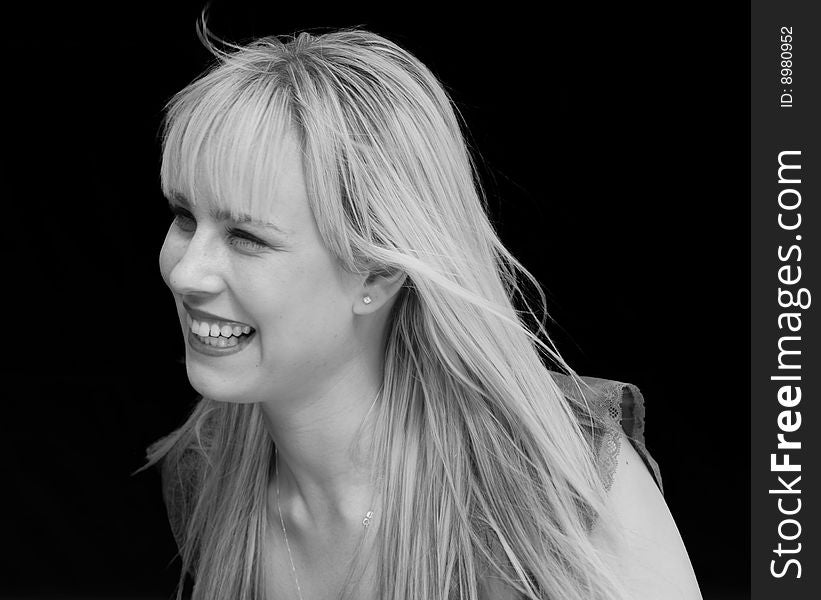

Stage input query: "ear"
[{"left": 353, "top": 268, "right": 408, "bottom": 315}]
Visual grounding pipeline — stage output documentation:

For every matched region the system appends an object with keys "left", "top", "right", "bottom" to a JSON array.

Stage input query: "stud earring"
[{"left": 363, "top": 295, "right": 372, "bottom": 304}]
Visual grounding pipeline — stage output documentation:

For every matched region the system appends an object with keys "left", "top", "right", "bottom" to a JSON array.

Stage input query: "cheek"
[
  {"left": 256, "top": 259, "right": 351, "bottom": 336},
  {"left": 297, "top": 268, "right": 357, "bottom": 334}
]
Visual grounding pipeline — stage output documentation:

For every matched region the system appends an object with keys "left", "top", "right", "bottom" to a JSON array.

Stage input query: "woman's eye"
[
  {"left": 227, "top": 229, "right": 269, "bottom": 251},
  {"left": 170, "top": 207, "right": 196, "bottom": 232},
  {"left": 169, "top": 206, "right": 270, "bottom": 252}
]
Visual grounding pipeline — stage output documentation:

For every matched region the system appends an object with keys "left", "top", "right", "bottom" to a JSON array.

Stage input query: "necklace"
[{"left": 274, "top": 447, "right": 375, "bottom": 600}]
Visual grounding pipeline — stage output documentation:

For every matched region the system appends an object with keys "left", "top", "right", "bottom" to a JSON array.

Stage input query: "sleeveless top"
[
  {"left": 552, "top": 372, "right": 664, "bottom": 496},
  {"left": 161, "top": 373, "right": 664, "bottom": 562}
]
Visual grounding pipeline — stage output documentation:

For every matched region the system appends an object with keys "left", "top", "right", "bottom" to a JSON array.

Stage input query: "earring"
[{"left": 363, "top": 295, "right": 372, "bottom": 304}]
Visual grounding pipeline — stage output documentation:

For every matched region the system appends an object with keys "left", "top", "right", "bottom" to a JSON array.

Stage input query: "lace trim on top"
[{"left": 551, "top": 372, "right": 664, "bottom": 496}]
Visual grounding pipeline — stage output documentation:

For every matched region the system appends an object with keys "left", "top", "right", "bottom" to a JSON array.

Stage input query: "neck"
[{"left": 261, "top": 366, "right": 381, "bottom": 530}]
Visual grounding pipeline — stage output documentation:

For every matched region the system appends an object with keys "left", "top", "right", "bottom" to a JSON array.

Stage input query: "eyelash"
[{"left": 169, "top": 207, "right": 269, "bottom": 252}]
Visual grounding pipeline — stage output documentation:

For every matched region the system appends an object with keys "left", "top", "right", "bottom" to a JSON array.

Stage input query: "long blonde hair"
[{"left": 137, "top": 23, "right": 628, "bottom": 600}]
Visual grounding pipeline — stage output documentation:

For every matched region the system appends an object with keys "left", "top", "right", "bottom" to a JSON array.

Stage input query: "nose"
[{"left": 164, "top": 228, "right": 227, "bottom": 297}]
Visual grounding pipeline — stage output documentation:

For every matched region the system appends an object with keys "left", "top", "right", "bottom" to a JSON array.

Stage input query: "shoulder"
[
  {"left": 592, "top": 430, "right": 703, "bottom": 600},
  {"left": 552, "top": 371, "right": 702, "bottom": 598}
]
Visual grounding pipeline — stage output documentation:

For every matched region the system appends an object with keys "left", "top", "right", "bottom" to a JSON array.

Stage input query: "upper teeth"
[{"left": 186, "top": 313, "right": 252, "bottom": 338}]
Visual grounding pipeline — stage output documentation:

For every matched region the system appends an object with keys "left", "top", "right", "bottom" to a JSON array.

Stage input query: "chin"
[{"left": 184, "top": 365, "right": 259, "bottom": 405}]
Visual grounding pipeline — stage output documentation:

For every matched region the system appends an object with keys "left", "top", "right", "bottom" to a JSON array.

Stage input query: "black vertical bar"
[{"left": 751, "top": 2, "right": 820, "bottom": 599}]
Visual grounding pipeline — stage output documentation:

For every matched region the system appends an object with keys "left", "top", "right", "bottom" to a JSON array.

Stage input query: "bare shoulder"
[{"left": 591, "top": 431, "right": 704, "bottom": 600}]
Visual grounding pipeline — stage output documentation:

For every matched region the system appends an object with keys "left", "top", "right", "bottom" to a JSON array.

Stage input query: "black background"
[{"left": 2, "top": 2, "right": 749, "bottom": 598}]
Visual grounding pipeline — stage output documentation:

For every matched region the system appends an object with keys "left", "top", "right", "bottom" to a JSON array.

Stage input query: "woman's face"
[{"left": 158, "top": 132, "right": 364, "bottom": 405}]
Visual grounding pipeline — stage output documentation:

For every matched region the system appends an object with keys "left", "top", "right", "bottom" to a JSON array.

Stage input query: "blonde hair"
[{"left": 137, "top": 23, "right": 628, "bottom": 600}]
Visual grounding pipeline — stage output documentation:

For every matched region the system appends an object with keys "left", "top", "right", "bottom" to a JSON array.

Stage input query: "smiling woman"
[{"left": 135, "top": 21, "right": 702, "bottom": 600}]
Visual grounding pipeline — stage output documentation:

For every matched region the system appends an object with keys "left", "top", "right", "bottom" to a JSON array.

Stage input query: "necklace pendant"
[{"left": 363, "top": 510, "right": 374, "bottom": 528}]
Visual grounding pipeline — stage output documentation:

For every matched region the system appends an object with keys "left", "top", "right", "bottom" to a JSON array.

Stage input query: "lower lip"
[{"left": 187, "top": 329, "right": 257, "bottom": 357}]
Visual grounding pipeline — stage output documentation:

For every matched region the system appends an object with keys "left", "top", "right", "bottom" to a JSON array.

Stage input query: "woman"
[{"left": 139, "top": 24, "right": 702, "bottom": 600}]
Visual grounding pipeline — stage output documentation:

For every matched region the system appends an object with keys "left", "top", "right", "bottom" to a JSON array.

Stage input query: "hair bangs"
[{"left": 161, "top": 71, "right": 295, "bottom": 224}]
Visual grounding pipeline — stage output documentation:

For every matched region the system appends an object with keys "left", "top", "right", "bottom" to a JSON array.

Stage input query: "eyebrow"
[{"left": 167, "top": 192, "right": 290, "bottom": 235}]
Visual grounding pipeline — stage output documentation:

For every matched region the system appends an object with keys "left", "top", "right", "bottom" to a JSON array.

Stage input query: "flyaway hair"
[{"left": 137, "top": 23, "right": 630, "bottom": 600}]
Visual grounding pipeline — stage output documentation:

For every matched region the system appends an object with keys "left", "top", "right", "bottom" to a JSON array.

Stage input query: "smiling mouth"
[
  {"left": 185, "top": 312, "right": 256, "bottom": 340},
  {"left": 187, "top": 326, "right": 257, "bottom": 355},
  {"left": 192, "top": 329, "right": 254, "bottom": 348}
]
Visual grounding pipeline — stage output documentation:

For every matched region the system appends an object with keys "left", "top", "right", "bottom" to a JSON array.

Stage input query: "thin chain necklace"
[{"left": 274, "top": 447, "right": 375, "bottom": 600}]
